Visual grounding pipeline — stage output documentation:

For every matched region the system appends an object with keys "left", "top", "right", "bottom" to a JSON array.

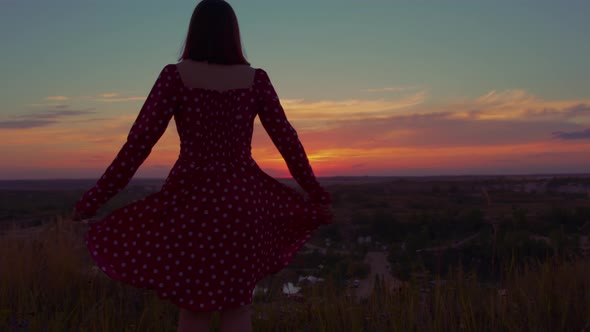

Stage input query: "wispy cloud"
[
  {"left": 449, "top": 90, "right": 590, "bottom": 121},
  {"left": 0, "top": 106, "right": 96, "bottom": 130},
  {"left": 281, "top": 90, "right": 428, "bottom": 124},
  {"left": 98, "top": 93, "right": 120, "bottom": 98},
  {"left": 93, "top": 92, "right": 146, "bottom": 102},
  {"left": 474, "top": 89, "right": 535, "bottom": 105},
  {"left": 28, "top": 103, "right": 70, "bottom": 108},
  {"left": 45, "top": 96, "right": 70, "bottom": 101},
  {"left": 278, "top": 90, "right": 590, "bottom": 149},
  {"left": 92, "top": 92, "right": 146, "bottom": 103},
  {"left": 362, "top": 86, "right": 422, "bottom": 93},
  {"left": 0, "top": 120, "right": 54, "bottom": 129},
  {"left": 93, "top": 96, "right": 146, "bottom": 102},
  {"left": 289, "top": 90, "right": 590, "bottom": 150},
  {"left": 17, "top": 109, "right": 94, "bottom": 120},
  {"left": 553, "top": 128, "right": 590, "bottom": 140},
  {"left": 39, "top": 93, "right": 146, "bottom": 104}
]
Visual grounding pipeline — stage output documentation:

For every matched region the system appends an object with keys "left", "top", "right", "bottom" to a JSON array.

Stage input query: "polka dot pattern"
[{"left": 75, "top": 64, "right": 332, "bottom": 312}]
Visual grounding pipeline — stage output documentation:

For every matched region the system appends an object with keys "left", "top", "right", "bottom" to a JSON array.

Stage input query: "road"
[
  {"left": 303, "top": 243, "right": 350, "bottom": 255},
  {"left": 355, "top": 251, "right": 402, "bottom": 299}
]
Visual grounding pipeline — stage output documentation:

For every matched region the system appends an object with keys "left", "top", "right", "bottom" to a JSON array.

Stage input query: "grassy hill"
[{"left": 1, "top": 176, "right": 589, "bottom": 331}]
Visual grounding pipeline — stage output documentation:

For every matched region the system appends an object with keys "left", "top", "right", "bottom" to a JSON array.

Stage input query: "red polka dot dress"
[{"left": 74, "top": 64, "right": 332, "bottom": 312}]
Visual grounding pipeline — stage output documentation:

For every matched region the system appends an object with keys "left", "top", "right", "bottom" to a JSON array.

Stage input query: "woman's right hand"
[
  {"left": 318, "top": 203, "right": 334, "bottom": 221},
  {"left": 71, "top": 208, "right": 93, "bottom": 223}
]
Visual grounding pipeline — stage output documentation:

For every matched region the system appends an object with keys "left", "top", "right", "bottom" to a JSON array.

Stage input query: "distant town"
[{"left": 1, "top": 174, "right": 589, "bottom": 302}]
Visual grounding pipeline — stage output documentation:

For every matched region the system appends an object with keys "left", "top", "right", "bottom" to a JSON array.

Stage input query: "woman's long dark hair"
[{"left": 179, "top": 0, "right": 249, "bottom": 65}]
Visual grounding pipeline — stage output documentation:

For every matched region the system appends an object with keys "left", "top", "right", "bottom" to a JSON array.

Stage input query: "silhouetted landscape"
[{"left": 1, "top": 175, "right": 589, "bottom": 331}]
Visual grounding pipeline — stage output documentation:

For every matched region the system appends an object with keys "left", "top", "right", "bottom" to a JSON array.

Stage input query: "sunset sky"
[{"left": 1, "top": 0, "right": 589, "bottom": 179}]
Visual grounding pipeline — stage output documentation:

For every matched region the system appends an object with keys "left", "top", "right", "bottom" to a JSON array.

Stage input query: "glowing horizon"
[{"left": 1, "top": 88, "right": 589, "bottom": 179}]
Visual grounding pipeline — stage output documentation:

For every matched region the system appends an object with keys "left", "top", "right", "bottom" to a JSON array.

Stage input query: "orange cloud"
[
  {"left": 93, "top": 96, "right": 146, "bottom": 102},
  {"left": 93, "top": 93, "right": 147, "bottom": 102},
  {"left": 98, "top": 93, "right": 120, "bottom": 98},
  {"left": 449, "top": 89, "right": 590, "bottom": 121},
  {"left": 45, "top": 96, "right": 70, "bottom": 101},
  {"left": 281, "top": 90, "right": 428, "bottom": 123},
  {"left": 362, "top": 86, "right": 422, "bottom": 92}
]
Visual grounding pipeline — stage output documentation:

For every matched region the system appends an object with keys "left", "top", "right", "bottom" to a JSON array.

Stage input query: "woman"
[{"left": 73, "top": 0, "right": 332, "bottom": 331}]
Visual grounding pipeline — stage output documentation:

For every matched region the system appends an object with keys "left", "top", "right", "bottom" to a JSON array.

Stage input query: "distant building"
[
  {"left": 282, "top": 282, "right": 301, "bottom": 295},
  {"left": 556, "top": 184, "right": 589, "bottom": 194},
  {"left": 357, "top": 236, "right": 372, "bottom": 244},
  {"left": 298, "top": 275, "right": 325, "bottom": 285},
  {"left": 252, "top": 286, "right": 268, "bottom": 297}
]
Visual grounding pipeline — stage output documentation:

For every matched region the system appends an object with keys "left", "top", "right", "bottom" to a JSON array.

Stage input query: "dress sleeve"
[
  {"left": 74, "top": 64, "right": 178, "bottom": 218},
  {"left": 256, "top": 69, "right": 331, "bottom": 204}
]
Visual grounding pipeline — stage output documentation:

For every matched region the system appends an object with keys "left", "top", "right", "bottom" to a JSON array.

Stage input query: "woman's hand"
[
  {"left": 71, "top": 208, "right": 93, "bottom": 223},
  {"left": 318, "top": 203, "right": 334, "bottom": 221},
  {"left": 319, "top": 204, "right": 333, "bottom": 216}
]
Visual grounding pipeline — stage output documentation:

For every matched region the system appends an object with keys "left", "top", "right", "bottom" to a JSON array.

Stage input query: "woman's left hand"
[{"left": 71, "top": 208, "right": 92, "bottom": 223}]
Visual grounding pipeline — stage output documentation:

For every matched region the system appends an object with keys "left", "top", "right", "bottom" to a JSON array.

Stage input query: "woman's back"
[
  {"left": 176, "top": 60, "right": 256, "bottom": 91},
  {"left": 171, "top": 62, "right": 260, "bottom": 166}
]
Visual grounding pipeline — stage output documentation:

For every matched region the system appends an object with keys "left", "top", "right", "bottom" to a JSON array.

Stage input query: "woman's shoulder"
[
  {"left": 161, "top": 63, "right": 179, "bottom": 72},
  {"left": 251, "top": 67, "right": 272, "bottom": 85},
  {"left": 155, "top": 64, "right": 181, "bottom": 81},
  {"left": 252, "top": 66, "right": 268, "bottom": 75}
]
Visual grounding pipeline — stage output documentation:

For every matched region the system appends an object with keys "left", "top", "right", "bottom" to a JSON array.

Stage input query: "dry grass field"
[{"left": 1, "top": 216, "right": 590, "bottom": 331}]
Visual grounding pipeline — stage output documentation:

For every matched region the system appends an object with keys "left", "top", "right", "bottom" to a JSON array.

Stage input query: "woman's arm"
[
  {"left": 74, "top": 64, "right": 178, "bottom": 218},
  {"left": 256, "top": 69, "right": 330, "bottom": 204}
]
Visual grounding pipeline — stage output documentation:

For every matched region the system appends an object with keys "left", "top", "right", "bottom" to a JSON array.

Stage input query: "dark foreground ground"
[{"left": 1, "top": 175, "right": 590, "bottom": 331}]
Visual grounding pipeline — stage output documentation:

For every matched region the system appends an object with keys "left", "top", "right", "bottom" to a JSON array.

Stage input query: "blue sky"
[
  {"left": 1, "top": 0, "right": 589, "bottom": 178},
  {"left": 2, "top": 0, "right": 589, "bottom": 105}
]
